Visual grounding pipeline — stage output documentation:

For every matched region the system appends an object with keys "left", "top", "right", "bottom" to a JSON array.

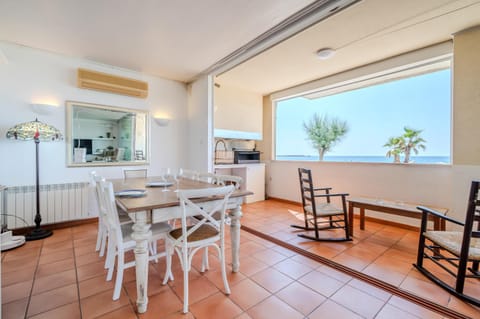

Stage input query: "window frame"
[{"left": 271, "top": 44, "right": 453, "bottom": 164}]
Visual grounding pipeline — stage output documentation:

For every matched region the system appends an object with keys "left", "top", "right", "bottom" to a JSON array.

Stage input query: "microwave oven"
[{"left": 234, "top": 151, "right": 260, "bottom": 164}]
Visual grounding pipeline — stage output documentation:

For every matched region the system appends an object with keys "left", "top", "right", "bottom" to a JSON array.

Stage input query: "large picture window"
[{"left": 275, "top": 67, "right": 451, "bottom": 164}]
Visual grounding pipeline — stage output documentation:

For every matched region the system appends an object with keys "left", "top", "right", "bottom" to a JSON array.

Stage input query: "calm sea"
[{"left": 276, "top": 155, "right": 450, "bottom": 164}]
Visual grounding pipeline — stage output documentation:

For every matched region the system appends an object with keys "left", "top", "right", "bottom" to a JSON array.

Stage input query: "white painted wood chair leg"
[
  {"left": 106, "top": 239, "right": 116, "bottom": 280},
  {"left": 99, "top": 231, "right": 107, "bottom": 258},
  {"left": 95, "top": 224, "right": 103, "bottom": 251},
  {"left": 113, "top": 249, "right": 125, "bottom": 300},
  {"left": 182, "top": 247, "right": 190, "bottom": 314},
  {"left": 149, "top": 242, "right": 158, "bottom": 263},
  {"left": 201, "top": 247, "right": 209, "bottom": 272},
  {"left": 219, "top": 244, "right": 230, "bottom": 294}
]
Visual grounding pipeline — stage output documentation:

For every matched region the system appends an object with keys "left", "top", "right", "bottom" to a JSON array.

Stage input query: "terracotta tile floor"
[
  {"left": 1, "top": 199, "right": 479, "bottom": 318},
  {"left": 242, "top": 199, "right": 480, "bottom": 318}
]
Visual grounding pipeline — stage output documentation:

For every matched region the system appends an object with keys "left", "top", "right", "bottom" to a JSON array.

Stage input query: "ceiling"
[
  {"left": 218, "top": 0, "right": 480, "bottom": 94},
  {"left": 0, "top": 0, "right": 316, "bottom": 82},
  {"left": 1, "top": 1, "right": 479, "bottom": 96}
]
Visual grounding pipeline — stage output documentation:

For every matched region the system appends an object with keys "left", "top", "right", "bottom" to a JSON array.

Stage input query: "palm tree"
[
  {"left": 402, "top": 127, "right": 426, "bottom": 163},
  {"left": 303, "top": 114, "right": 348, "bottom": 161},
  {"left": 383, "top": 136, "right": 405, "bottom": 163}
]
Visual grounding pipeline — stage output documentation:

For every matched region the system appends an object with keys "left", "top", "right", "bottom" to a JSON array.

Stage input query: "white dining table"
[{"left": 111, "top": 177, "right": 251, "bottom": 313}]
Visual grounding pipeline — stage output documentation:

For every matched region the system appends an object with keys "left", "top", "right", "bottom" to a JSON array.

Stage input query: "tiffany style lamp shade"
[{"left": 6, "top": 118, "right": 62, "bottom": 240}]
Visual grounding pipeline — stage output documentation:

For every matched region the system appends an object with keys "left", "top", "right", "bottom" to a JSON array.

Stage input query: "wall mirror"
[{"left": 66, "top": 101, "right": 149, "bottom": 167}]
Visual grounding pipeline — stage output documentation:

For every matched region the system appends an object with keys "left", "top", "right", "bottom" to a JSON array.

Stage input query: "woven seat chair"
[
  {"left": 414, "top": 180, "right": 480, "bottom": 307},
  {"left": 291, "top": 168, "right": 351, "bottom": 241},
  {"left": 196, "top": 174, "right": 242, "bottom": 271},
  {"left": 162, "top": 185, "right": 235, "bottom": 313}
]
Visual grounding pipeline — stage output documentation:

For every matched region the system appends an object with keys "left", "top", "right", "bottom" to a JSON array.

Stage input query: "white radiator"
[{"left": 4, "top": 182, "right": 90, "bottom": 229}]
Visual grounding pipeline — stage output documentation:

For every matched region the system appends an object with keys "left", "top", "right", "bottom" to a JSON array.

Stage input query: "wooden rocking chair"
[
  {"left": 414, "top": 180, "right": 480, "bottom": 307},
  {"left": 291, "top": 168, "right": 351, "bottom": 241}
]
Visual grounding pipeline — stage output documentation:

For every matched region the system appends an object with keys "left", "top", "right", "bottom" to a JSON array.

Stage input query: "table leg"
[
  {"left": 131, "top": 211, "right": 152, "bottom": 313},
  {"left": 360, "top": 208, "right": 365, "bottom": 230},
  {"left": 348, "top": 202, "right": 354, "bottom": 237},
  {"left": 229, "top": 205, "right": 243, "bottom": 272}
]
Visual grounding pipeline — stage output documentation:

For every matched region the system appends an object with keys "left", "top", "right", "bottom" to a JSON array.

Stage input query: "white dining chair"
[
  {"left": 216, "top": 174, "right": 243, "bottom": 189},
  {"left": 99, "top": 179, "right": 172, "bottom": 300},
  {"left": 91, "top": 172, "right": 132, "bottom": 260},
  {"left": 162, "top": 185, "right": 235, "bottom": 313},
  {"left": 122, "top": 168, "right": 148, "bottom": 179},
  {"left": 198, "top": 174, "right": 243, "bottom": 271},
  {"left": 198, "top": 172, "right": 218, "bottom": 184},
  {"left": 179, "top": 169, "right": 199, "bottom": 180}
]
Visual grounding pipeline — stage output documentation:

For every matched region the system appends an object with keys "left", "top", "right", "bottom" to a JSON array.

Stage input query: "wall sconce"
[
  {"left": 31, "top": 103, "right": 58, "bottom": 115},
  {"left": 153, "top": 117, "right": 170, "bottom": 127}
]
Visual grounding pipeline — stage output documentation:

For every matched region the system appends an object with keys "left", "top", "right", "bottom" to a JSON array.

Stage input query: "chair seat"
[
  {"left": 169, "top": 224, "right": 219, "bottom": 242},
  {"left": 305, "top": 203, "right": 343, "bottom": 217},
  {"left": 425, "top": 231, "right": 480, "bottom": 261}
]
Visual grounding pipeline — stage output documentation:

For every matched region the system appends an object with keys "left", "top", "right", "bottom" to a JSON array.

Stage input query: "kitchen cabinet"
[{"left": 214, "top": 163, "right": 265, "bottom": 204}]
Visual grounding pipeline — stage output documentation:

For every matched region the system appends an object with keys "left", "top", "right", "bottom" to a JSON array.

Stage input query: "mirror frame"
[{"left": 65, "top": 100, "right": 149, "bottom": 167}]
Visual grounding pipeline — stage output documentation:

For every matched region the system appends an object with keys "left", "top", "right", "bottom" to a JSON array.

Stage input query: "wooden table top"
[
  {"left": 111, "top": 177, "right": 252, "bottom": 213},
  {"left": 348, "top": 196, "right": 448, "bottom": 215}
]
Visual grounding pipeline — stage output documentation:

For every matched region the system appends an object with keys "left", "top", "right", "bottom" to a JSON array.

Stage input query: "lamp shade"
[{"left": 6, "top": 118, "right": 62, "bottom": 142}]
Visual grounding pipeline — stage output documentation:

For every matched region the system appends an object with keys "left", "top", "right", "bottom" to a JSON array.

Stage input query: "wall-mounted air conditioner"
[{"left": 77, "top": 68, "right": 148, "bottom": 98}]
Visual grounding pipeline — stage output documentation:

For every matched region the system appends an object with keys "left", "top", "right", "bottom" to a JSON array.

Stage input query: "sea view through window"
[{"left": 275, "top": 68, "right": 451, "bottom": 164}]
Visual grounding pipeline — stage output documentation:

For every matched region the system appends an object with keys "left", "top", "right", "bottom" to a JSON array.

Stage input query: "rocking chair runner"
[
  {"left": 292, "top": 168, "right": 351, "bottom": 241},
  {"left": 414, "top": 180, "right": 480, "bottom": 307}
]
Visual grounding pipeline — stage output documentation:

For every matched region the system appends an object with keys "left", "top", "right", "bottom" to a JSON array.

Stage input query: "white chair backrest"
[
  {"left": 176, "top": 185, "right": 235, "bottom": 245},
  {"left": 198, "top": 172, "right": 218, "bottom": 184},
  {"left": 90, "top": 171, "right": 106, "bottom": 216},
  {"left": 99, "top": 180, "right": 124, "bottom": 245},
  {"left": 123, "top": 168, "right": 148, "bottom": 179},
  {"left": 216, "top": 175, "right": 243, "bottom": 190},
  {"left": 180, "top": 169, "right": 199, "bottom": 180}
]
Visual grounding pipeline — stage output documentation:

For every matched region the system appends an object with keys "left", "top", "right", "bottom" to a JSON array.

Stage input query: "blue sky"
[{"left": 275, "top": 69, "right": 451, "bottom": 157}]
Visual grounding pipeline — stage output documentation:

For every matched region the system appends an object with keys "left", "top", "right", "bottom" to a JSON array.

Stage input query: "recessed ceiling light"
[{"left": 316, "top": 48, "right": 335, "bottom": 60}]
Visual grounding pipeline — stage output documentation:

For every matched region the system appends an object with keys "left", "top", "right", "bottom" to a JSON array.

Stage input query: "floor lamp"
[{"left": 6, "top": 118, "right": 62, "bottom": 241}]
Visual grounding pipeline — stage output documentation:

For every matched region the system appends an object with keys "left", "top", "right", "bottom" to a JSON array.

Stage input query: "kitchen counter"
[
  {"left": 214, "top": 163, "right": 265, "bottom": 203},
  {"left": 214, "top": 163, "right": 264, "bottom": 169}
]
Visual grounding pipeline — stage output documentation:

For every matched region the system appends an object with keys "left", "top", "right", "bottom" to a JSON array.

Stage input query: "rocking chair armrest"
[
  {"left": 417, "top": 206, "right": 463, "bottom": 226},
  {"left": 313, "top": 187, "right": 332, "bottom": 192},
  {"left": 314, "top": 193, "right": 349, "bottom": 198}
]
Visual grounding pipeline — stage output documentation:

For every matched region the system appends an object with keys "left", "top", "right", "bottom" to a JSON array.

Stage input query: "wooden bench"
[{"left": 347, "top": 197, "right": 448, "bottom": 236}]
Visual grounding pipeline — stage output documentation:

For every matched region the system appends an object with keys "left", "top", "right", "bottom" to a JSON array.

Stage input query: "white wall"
[
  {"left": 267, "top": 161, "right": 480, "bottom": 226},
  {"left": 0, "top": 41, "right": 189, "bottom": 186},
  {"left": 214, "top": 84, "right": 263, "bottom": 136}
]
